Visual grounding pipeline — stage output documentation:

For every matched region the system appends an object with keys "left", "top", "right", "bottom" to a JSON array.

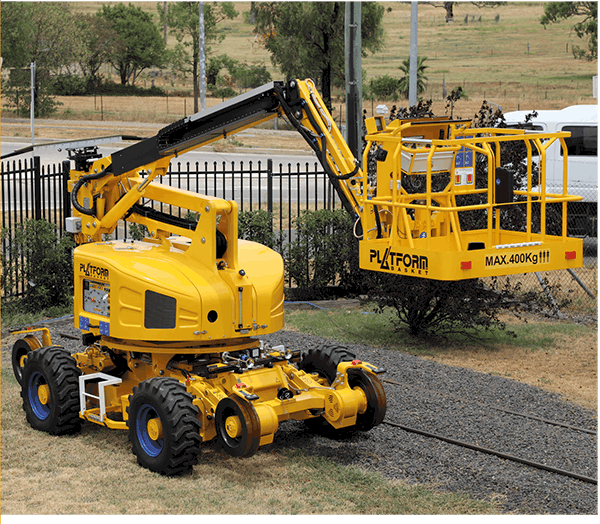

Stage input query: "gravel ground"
[{"left": 2, "top": 319, "right": 597, "bottom": 515}]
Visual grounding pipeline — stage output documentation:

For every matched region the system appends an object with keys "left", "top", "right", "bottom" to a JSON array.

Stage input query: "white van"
[{"left": 503, "top": 105, "right": 598, "bottom": 236}]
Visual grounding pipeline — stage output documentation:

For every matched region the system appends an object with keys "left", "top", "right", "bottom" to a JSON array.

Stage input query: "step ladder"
[{"left": 79, "top": 373, "right": 122, "bottom": 424}]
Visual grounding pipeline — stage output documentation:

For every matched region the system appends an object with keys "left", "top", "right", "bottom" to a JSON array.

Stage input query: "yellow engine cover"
[{"left": 73, "top": 238, "right": 285, "bottom": 344}]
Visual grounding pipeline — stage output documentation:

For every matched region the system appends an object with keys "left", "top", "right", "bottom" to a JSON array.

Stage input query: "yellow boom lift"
[{"left": 11, "top": 80, "right": 582, "bottom": 474}]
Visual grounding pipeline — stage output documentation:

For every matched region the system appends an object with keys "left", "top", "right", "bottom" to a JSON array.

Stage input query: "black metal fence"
[
  {"left": 1, "top": 156, "right": 596, "bottom": 314},
  {"left": 1, "top": 156, "right": 342, "bottom": 297}
]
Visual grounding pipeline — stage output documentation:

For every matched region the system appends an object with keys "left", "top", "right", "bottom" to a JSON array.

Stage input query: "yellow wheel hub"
[
  {"left": 353, "top": 386, "right": 368, "bottom": 415},
  {"left": 19, "top": 355, "right": 28, "bottom": 368},
  {"left": 147, "top": 417, "right": 163, "bottom": 441},
  {"left": 225, "top": 415, "right": 242, "bottom": 438},
  {"left": 37, "top": 384, "right": 50, "bottom": 405}
]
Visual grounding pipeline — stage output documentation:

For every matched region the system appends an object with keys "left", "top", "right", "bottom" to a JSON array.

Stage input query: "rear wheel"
[
  {"left": 298, "top": 344, "right": 356, "bottom": 383},
  {"left": 215, "top": 395, "right": 260, "bottom": 458},
  {"left": 21, "top": 346, "right": 81, "bottom": 435},
  {"left": 127, "top": 377, "right": 201, "bottom": 475}
]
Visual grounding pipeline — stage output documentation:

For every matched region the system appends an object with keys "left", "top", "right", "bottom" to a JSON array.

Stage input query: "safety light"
[
  {"left": 461, "top": 261, "right": 472, "bottom": 270},
  {"left": 565, "top": 251, "right": 577, "bottom": 260}
]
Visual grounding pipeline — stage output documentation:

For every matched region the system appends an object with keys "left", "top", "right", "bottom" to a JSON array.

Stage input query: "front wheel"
[
  {"left": 299, "top": 345, "right": 386, "bottom": 434},
  {"left": 21, "top": 346, "right": 82, "bottom": 435},
  {"left": 127, "top": 377, "right": 201, "bottom": 475}
]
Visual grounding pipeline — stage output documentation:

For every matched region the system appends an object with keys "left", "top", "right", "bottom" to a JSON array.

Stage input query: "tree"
[
  {"left": 425, "top": 2, "right": 501, "bottom": 23},
  {"left": 75, "top": 13, "right": 123, "bottom": 90},
  {"left": 253, "top": 2, "right": 385, "bottom": 110},
  {"left": 100, "top": 3, "right": 166, "bottom": 85},
  {"left": 398, "top": 56, "right": 429, "bottom": 98},
  {"left": 541, "top": 2, "right": 597, "bottom": 61},
  {"left": 159, "top": 2, "right": 238, "bottom": 112},
  {"left": 0, "top": 2, "right": 78, "bottom": 116}
]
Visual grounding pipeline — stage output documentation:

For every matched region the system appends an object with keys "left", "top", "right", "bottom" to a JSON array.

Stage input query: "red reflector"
[
  {"left": 352, "top": 359, "right": 362, "bottom": 366},
  {"left": 565, "top": 251, "right": 577, "bottom": 260},
  {"left": 461, "top": 261, "right": 472, "bottom": 270}
]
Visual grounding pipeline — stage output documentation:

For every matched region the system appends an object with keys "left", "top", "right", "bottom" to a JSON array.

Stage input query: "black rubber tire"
[
  {"left": 21, "top": 345, "right": 82, "bottom": 435},
  {"left": 348, "top": 368, "right": 387, "bottom": 431},
  {"left": 298, "top": 344, "right": 356, "bottom": 384},
  {"left": 127, "top": 377, "right": 201, "bottom": 476},
  {"left": 12, "top": 336, "right": 41, "bottom": 386},
  {"left": 215, "top": 395, "right": 260, "bottom": 458}
]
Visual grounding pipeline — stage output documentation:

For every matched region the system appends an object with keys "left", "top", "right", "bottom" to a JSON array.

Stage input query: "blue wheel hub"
[
  {"left": 28, "top": 371, "right": 50, "bottom": 421},
  {"left": 136, "top": 403, "right": 163, "bottom": 457}
]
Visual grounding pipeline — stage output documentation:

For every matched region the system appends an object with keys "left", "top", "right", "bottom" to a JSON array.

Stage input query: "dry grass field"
[{"left": 1, "top": 1, "right": 597, "bottom": 132}]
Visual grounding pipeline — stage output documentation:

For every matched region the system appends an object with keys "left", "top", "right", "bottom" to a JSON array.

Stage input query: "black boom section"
[
  {"left": 110, "top": 82, "right": 283, "bottom": 176},
  {"left": 157, "top": 82, "right": 283, "bottom": 155}
]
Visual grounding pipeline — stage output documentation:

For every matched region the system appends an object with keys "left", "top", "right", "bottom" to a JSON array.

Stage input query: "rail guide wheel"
[
  {"left": 12, "top": 336, "right": 41, "bottom": 386},
  {"left": 215, "top": 395, "right": 261, "bottom": 458},
  {"left": 299, "top": 344, "right": 387, "bottom": 434}
]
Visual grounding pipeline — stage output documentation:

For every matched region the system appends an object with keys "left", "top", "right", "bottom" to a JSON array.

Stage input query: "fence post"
[
  {"left": 32, "top": 156, "right": 42, "bottom": 221},
  {"left": 267, "top": 158, "right": 273, "bottom": 214},
  {"left": 62, "top": 160, "right": 71, "bottom": 220}
]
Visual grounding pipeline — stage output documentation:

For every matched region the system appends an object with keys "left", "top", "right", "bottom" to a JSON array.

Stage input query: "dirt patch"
[{"left": 423, "top": 316, "right": 598, "bottom": 411}]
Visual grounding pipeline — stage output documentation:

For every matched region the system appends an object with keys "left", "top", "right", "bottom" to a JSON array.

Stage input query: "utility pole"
[
  {"left": 345, "top": 2, "right": 362, "bottom": 164},
  {"left": 409, "top": 1, "right": 418, "bottom": 108},
  {"left": 163, "top": 2, "right": 168, "bottom": 43},
  {"left": 30, "top": 62, "right": 36, "bottom": 146},
  {"left": 199, "top": 2, "right": 207, "bottom": 112}
]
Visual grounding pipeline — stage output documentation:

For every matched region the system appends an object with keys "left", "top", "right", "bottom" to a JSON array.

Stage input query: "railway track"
[
  {"left": 381, "top": 378, "right": 597, "bottom": 485},
  {"left": 3, "top": 324, "right": 597, "bottom": 513}
]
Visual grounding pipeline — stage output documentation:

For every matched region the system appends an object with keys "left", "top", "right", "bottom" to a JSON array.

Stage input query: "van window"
[
  {"left": 505, "top": 124, "right": 544, "bottom": 131},
  {"left": 561, "top": 125, "right": 597, "bottom": 157}
]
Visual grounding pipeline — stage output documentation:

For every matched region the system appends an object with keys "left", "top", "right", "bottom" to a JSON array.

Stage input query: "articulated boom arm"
[
  {"left": 69, "top": 78, "right": 583, "bottom": 280},
  {"left": 69, "top": 79, "right": 365, "bottom": 247}
]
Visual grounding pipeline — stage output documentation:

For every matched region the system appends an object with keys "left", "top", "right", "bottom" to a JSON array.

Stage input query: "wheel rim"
[
  {"left": 136, "top": 403, "right": 164, "bottom": 457},
  {"left": 218, "top": 403, "right": 243, "bottom": 450},
  {"left": 28, "top": 371, "right": 51, "bottom": 421}
]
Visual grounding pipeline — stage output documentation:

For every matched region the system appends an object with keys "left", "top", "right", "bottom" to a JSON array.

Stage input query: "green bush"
[
  {"left": 285, "top": 209, "right": 357, "bottom": 299},
  {"left": 1, "top": 220, "right": 74, "bottom": 313},
  {"left": 238, "top": 209, "right": 275, "bottom": 248},
  {"left": 50, "top": 74, "right": 89, "bottom": 96},
  {"left": 368, "top": 75, "right": 400, "bottom": 101}
]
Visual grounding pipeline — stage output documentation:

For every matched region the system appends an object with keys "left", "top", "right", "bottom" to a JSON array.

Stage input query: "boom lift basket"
[{"left": 359, "top": 118, "right": 583, "bottom": 280}]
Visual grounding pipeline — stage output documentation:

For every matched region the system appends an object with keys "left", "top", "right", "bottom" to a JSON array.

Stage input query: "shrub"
[
  {"left": 285, "top": 209, "right": 356, "bottom": 299},
  {"left": 368, "top": 75, "right": 400, "bottom": 101},
  {"left": 1, "top": 220, "right": 74, "bottom": 313},
  {"left": 238, "top": 209, "right": 275, "bottom": 248},
  {"left": 50, "top": 74, "right": 89, "bottom": 96}
]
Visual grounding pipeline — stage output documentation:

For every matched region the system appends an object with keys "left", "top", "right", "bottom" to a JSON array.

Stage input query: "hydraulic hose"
[{"left": 71, "top": 169, "right": 109, "bottom": 216}]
